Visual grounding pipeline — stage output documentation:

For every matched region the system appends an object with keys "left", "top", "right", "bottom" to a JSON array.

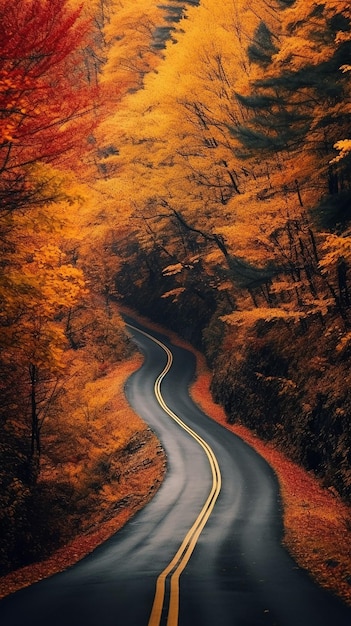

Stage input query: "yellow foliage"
[
  {"left": 332, "top": 139, "right": 351, "bottom": 163},
  {"left": 163, "top": 263, "right": 183, "bottom": 276},
  {"left": 161, "top": 287, "right": 186, "bottom": 301},
  {"left": 221, "top": 308, "right": 302, "bottom": 327},
  {"left": 320, "top": 234, "right": 351, "bottom": 269},
  {"left": 101, "top": 0, "right": 175, "bottom": 92}
]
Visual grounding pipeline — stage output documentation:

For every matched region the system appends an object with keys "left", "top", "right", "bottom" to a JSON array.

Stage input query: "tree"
[
  {"left": 0, "top": 0, "right": 98, "bottom": 479},
  {"left": 234, "top": 0, "right": 351, "bottom": 205},
  {"left": 0, "top": 0, "right": 96, "bottom": 171},
  {"left": 1, "top": 199, "right": 87, "bottom": 468}
]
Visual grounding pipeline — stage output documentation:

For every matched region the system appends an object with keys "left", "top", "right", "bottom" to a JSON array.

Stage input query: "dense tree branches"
[{"left": 0, "top": 0, "right": 98, "bottom": 479}]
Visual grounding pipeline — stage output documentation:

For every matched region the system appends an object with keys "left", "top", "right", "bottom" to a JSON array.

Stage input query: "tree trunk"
[{"left": 29, "top": 363, "right": 40, "bottom": 458}]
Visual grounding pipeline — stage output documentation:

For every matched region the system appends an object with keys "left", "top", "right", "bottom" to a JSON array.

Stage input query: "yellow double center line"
[{"left": 126, "top": 324, "right": 222, "bottom": 626}]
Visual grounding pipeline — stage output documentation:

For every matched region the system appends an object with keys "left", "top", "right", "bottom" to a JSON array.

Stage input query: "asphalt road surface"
[{"left": 0, "top": 317, "right": 350, "bottom": 626}]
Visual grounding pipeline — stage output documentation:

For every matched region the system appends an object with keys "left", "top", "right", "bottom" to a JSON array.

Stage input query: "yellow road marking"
[{"left": 126, "top": 324, "right": 222, "bottom": 626}]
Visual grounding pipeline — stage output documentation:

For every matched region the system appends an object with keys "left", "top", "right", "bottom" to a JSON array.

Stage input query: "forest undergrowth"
[
  {"left": 0, "top": 334, "right": 166, "bottom": 599},
  {"left": 192, "top": 363, "right": 351, "bottom": 607}
]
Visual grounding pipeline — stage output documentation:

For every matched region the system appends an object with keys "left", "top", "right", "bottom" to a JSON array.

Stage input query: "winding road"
[{"left": 0, "top": 317, "right": 350, "bottom": 626}]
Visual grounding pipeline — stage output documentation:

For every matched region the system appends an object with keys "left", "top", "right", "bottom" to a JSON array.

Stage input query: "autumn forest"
[{"left": 1, "top": 0, "right": 351, "bottom": 592}]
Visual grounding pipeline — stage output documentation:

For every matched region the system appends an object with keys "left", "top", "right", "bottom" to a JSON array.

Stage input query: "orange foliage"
[
  {"left": 1, "top": 0, "right": 351, "bottom": 599},
  {"left": 0, "top": 352, "right": 165, "bottom": 598}
]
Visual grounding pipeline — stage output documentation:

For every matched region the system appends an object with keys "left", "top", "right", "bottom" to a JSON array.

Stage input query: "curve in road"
[
  {"left": 0, "top": 317, "right": 350, "bottom": 626},
  {"left": 126, "top": 323, "right": 222, "bottom": 626}
]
